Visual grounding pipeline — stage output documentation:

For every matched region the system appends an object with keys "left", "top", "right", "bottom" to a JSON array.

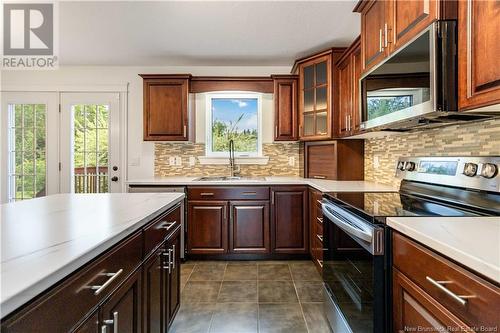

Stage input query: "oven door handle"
[{"left": 322, "top": 203, "right": 373, "bottom": 243}]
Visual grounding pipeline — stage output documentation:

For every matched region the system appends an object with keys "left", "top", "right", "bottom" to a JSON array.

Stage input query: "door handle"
[
  {"left": 102, "top": 311, "right": 118, "bottom": 333},
  {"left": 111, "top": 176, "right": 118, "bottom": 182}
]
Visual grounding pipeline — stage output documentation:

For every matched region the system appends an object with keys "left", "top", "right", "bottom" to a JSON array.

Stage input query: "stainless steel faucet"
[{"left": 228, "top": 139, "right": 240, "bottom": 177}]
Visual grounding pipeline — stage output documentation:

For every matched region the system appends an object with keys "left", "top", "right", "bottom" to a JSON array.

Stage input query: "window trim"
[{"left": 205, "top": 92, "right": 263, "bottom": 157}]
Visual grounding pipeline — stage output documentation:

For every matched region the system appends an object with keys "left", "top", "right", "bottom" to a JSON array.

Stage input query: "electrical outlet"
[
  {"left": 189, "top": 156, "right": 196, "bottom": 166},
  {"left": 288, "top": 156, "right": 295, "bottom": 166},
  {"left": 169, "top": 157, "right": 176, "bottom": 166},
  {"left": 373, "top": 156, "right": 380, "bottom": 168},
  {"left": 175, "top": 156, "right": 182, "bottom": 166}
]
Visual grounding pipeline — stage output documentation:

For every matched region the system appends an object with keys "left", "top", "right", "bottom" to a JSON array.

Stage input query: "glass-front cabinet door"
[{"left": 298, "top": 54, "right": 332, "bottom": 140}]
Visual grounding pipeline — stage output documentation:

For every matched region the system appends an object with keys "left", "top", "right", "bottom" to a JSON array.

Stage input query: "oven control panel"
[{"left": 395, "top": 156, "right": 500, "bottom": 192}]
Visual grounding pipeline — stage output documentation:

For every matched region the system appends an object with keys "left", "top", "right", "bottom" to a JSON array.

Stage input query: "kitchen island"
[{"left": 1, "top": 192, "right": 184, "bottom": 332}]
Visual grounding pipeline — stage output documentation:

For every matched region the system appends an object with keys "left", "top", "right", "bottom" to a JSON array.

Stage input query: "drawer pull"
[
  {"left": 102, "top": 311, "right": 118, "bottom": 333},
  {"left": 172, "top": 245, "right": 176, "bottom": 270},
  {"left": 317, "top": 259, "right": 323, "bottom": 268},
  {"left": 200, "top": 192, "right": 214, "bottom": 196},
  {"left": 313, "top": 175, "right": 326, "bottom": 179},
  {"left": 316, "top": 199, "right": 322, "bottom": 206},
  {"left": 242, "top": 191, "right": 257, "bottom": 195},
  {"left": 316, "top": 217, "right": 323, "bottom": 224},
  {"left": 89, "top": 269, "right": 123, "bottom": 295},
  {"left": 163, "top": 249, "right": 172, "bottom": 273},
  {"left": 160, "top": 221, "right": 176, "bottom": 230},
  {"left": 425, "top": 276, "right": 473, "bottom": 306},
  {"left": 316, "top": 234, "right": 323, "bottom": 243}
]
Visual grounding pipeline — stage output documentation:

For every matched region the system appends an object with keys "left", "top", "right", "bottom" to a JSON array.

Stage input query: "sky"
[{"left": 212, "top": 98, "right": 258, "bottom": 131}]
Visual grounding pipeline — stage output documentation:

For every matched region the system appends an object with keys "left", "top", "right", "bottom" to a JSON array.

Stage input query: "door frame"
[{"left": 1, "top": 92, "right": 60, "bottom": 203}]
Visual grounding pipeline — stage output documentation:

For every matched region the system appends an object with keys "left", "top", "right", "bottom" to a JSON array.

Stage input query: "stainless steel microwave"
[{"left": 359, "top": 21, "right": 494, "bottom": 131}]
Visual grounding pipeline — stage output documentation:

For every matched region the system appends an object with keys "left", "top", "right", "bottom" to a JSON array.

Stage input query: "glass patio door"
[
  {"left": 60, "top": 93, "right": 121, "bottom": 193},
  {"left": 1, "top": 92, "right": 59, "bottom": 203}
]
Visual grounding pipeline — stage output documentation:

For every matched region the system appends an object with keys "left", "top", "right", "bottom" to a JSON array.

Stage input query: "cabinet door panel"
[
  {"left": 392, "top": 0, "right": 437, "bottom": 51},
  {"left": 458, "top": 0, "right": 500, "bottom": 110},
  {"left": 361, "top": 0, "right": 387, "bottom": 71},
  {"left": 100, "top": 271, "right": 142, "bottom": 333},
  {"left": 230, "top": 201, "right": 270, "bottom": 254},
  {"left": 337, "top": 57, "right": 352, "bottom": 137},
  {"left": 351, "top": 45, "right": 362, "bottom": 134},
  {"left": 142, "top": 250, "right": 164, "bottom": 333},
  {"left": 271, "top": 187, "right": 308, "bottom": 254},
  {"left": 273, "top": 76, "right": 298, "bottom": 141},
  {"left": 167, "top": 228, "right": 181, "bottom": 326},
  {"left": 187, "top": 201, "right": 228, "bottom": 254}
]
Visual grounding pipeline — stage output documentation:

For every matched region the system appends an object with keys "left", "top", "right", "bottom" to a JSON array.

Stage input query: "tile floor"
[{"left": 171, "top": 260, "right": 332, "bottom": 333}]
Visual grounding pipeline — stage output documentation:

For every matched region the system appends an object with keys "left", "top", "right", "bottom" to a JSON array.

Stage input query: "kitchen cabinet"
[
  {"left": 293, "top": 49, "right": 345, "bottom": 141},
  {"left": 336, "top": 37, "right": 362, "bottom": 137},
  {"left": 0, "top": 204, "right": 183, "bottom": 333},
  {"left": 229, "top": 201, "right": 270, "bottom": 254},
  {"left": 100, "top": 270, "right": 142, "bottom": 333},
  {"left": 392, "top": 232, "right": 500, "bottom": 332},
  {"left": 458, "top": 0, "right": 500, "bottom": 110},
  {"left": 271, "top": 186, "right": 309, "bottom": 254},
  {"left": 309, "top": 188, "right": 323, "bottom": 272},
  {"left": 354, "top": 0, "right": 456, "bottom": 73},
  {"left": 272, "top": 75, "right": 298, "bottom": 141},
  {"left": 140, "top": 74, "right": 194, "bottom": 141},
  {"left": 187, "top": 201, "right": 228, "bottom": 254},
  {"left": 305, "top": 140, "right": 364, "bottom": 180}
]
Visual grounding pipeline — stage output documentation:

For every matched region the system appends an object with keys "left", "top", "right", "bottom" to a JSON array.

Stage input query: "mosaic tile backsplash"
[
  {"left": 155, "top": 142, "right": 302, "bottom": 177},
  {"left": 364, "top": 118, "right": 500, "bottom": 188}
]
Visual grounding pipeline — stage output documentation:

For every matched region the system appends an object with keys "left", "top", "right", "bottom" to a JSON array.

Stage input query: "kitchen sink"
[{"left": 194, "top": 176, "right": 266, "bottom": 181}]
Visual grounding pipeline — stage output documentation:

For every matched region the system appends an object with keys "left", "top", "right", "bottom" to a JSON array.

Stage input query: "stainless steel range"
[{"left": 321, "top": 156, "right": 500, "bottom": 333}]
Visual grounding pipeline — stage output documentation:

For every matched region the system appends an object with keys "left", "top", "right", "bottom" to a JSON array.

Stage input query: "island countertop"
[
  {"left": 387, "top": 216, "right": 500, "bottom": 284},
  {"left": 0, "top": 193, "right": 184, "bottom": 318}
]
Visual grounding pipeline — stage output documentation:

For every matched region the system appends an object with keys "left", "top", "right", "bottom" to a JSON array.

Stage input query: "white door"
[
  {"left": 1, "top": 92, "right": 59, "bottom": 203},
  {"left": 60, "top": 93, "right": 122, "bottom": 193}
]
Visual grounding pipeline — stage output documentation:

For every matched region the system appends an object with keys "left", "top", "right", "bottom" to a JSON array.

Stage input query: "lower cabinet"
[
  {"left": 187, "top": 201, "right": 228, "bottom": 254},
  {"left": 271, "top": 186, "right": 309, "bottom": 254},
  {"left": 229, "top": 201, "right": 270, "bottom": 254}
]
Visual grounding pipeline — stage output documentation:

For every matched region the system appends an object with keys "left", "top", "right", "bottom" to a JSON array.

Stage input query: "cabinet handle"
[
  {"left": 242, "top": 191, "right": 257, "bottom": 196},
  {"left": 312, "top": 175, "right": 326, "bottom": 179},
  {"left": 425, "top": 276, "right": 473, "bottom": 306},
  {"left": 316, "top": 199, "right": 322, "bottom": 206},
  {"left": 88, "top": 269, "right": 123, "bottom": 295},
  {"left": 159, "top": 221, "right": 176, "bottom": 230},
  {"left": 102, "top": 311, "right": 118, "bottom": 333},
  {"left": 275, "top": 125, "right": 278, "bottom": 138},
  {"left": 317, "top": 217, "right": 323, "bottom": 224},
  {"left": 183, "top": 125, "right": 187, "bottom": 137},
  {"left": 163, "top": 249, "right": 172, "bottom": 273},
  {"left": 384, "top": 23, "right": 391, "bottom": 48},
  {"left": 316, "top": 234, "right": 323, "bottom": 243},
  {"left": 200, "top": 192, "right": 214, "bottom": 196},
  {"left": 172, "top": 245, "right": 176, "bottom": 270},
  {"left": 379, "top": 29, "right": 383, "bottom": 52},
  {"left": 317, "top": 259, "right": 323, "bottom": 268}
]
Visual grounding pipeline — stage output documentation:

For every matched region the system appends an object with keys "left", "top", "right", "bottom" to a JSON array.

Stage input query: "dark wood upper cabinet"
[
  {"left": 305, "top": 140, "right": 364, "bottom": 180},
  {"left": 140, "top": 74, "right": 194, "bottom": 141},
  {"left": 458, "top": 0, "right": 500, "bottom": 111},
  {"left": 187, "top": 201, "right": 228, "bottom": 254},
  {"left": 336, "top": 37, "right": 361, "bottom": 138},
  {"left": 229, "top": 201, "right": 270, "bottom": 254},
  {"left": 293, "top": 49, "right": 345, "bottom": 141},
  {"left": 100, "top": 270, "right": 142, "bottom": 333},
  {"left": 272, "top": 75, "right": 298, "bottom": 141},
  {"left": 271, "top": 186, "right": 308, "bottom": 254}
]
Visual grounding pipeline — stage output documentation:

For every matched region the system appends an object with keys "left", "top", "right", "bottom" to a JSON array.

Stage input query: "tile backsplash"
[
  {"left": 155, "top": 142, "right": 301, "bottom": 177},
  {"left": 364, "top": 118, "right": 500, "bottom": 188}
]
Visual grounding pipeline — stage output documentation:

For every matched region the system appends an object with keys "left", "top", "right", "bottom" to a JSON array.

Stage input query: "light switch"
[
  {"left": 288, "top": 156, "right": 295, "bottom": 166},
  {"left": 129, "top": 157, "right": 140, "bottom": 166},
  {"left": 169, "top": 157, "right": 176, "bottom": 166},
  {"left": 189, "top": 156, "right": 196, "bottom": 166},
  {"left": 374, "top": 156, "right": 380, "bottom": 168},
  {"left": 175, "top": 156, "right": 182, "bottom": 166}
]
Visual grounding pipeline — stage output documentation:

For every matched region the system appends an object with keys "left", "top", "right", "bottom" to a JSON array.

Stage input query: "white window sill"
[{"left": 198, "top": 156, "right": 270, "bottom": 165}]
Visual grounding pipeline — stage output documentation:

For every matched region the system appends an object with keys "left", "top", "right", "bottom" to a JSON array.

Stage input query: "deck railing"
[{"left": 74, "top": 167, "right": 108, "bottom": 193}]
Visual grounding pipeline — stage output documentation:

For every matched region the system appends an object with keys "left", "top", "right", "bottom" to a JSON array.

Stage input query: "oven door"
[{"left": 322, "top": 199, "right": 386, "bottom": 333}]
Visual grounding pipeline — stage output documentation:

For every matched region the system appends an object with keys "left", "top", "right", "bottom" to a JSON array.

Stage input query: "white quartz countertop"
[
  {"left": 0, "top": 193, "right": 185, "bottom": 318},
  {"left": 387, "top": 216, "right": 500, "bottom": 284},
  {"left": 126, "top": 176, "right": 397, "bottom": 193}
]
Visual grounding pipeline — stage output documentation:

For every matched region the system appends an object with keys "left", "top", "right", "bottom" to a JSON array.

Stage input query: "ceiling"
[{"left": 59, "top": 1, "right": 360, "bottom": 66}]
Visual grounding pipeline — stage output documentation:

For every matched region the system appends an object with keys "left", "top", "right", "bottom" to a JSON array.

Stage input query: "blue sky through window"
[{"left": 212, "top": 98, "right": 258, "bottom": 131}]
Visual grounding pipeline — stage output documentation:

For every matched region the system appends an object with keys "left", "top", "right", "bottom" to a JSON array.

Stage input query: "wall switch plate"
[
  {"left": 129, "top": 157, "right": 140, "bottom": 166},
  {"left": 189, "top": 156, "right": 196, "bottom": 166},
  {"left": 169, "top": 157, "right": 176, "bottom": 166},
  {"left": 373, "top": 156, "right": 380, "bottom": 168},
  {"left": 175, "top": 156, "right": 182, "bottom": 166},
  {"left": 288, "top": 156, "right": 295, "bottom": 166}
]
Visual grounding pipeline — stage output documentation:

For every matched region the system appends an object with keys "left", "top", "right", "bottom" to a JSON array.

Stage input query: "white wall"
[{"left": 1, "top": 66, "right": 290, "bottom": 180}]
